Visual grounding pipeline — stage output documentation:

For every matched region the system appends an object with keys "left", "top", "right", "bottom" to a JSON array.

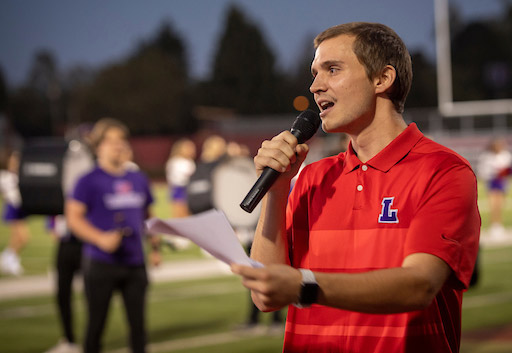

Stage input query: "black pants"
[
  {"left": 56, "top": 239, "right": 82, "bottom": 344},
  {"left": 249, "top": 296, "right": 282, "bottom": 324},
  {"left": 83, "top": 258, "right": 148, "bottom": 353}
]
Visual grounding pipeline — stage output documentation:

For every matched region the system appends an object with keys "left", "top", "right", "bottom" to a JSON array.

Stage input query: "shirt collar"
[{"left": 343, "top": 123, "right": 424, "bottom": 174}]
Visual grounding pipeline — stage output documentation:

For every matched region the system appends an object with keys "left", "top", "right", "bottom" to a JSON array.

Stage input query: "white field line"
[
  {"left": 0, "top": 281, "right": 245, "bottom": 320},
  {"left": 107, "top": 331, "right": 255, "bottom": 353},
  {"left": 463, "top": 291, "right": 512, "bottom": 309}
]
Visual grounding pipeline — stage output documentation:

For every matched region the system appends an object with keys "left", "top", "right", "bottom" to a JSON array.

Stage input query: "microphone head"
[{"left": 290, "top": 110, "right": 321, "bottom": 144}]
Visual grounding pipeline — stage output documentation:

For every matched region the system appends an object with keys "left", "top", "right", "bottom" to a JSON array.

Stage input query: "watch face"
[{"left": 300, "top": 282, "right": 319, "bottom": 305}]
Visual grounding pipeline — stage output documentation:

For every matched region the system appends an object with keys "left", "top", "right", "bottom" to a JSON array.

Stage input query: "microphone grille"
[{"left": 291, "top": 110, "right": 321, "bottom": 144}]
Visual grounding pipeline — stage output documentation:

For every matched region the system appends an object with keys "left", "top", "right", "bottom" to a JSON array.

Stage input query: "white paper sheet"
[{"left": 145, "top": 209, "right": 262, "bottom": 268}]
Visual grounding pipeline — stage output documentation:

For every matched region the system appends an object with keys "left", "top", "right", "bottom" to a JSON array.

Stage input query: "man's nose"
[{"left": 310, "top": 74, "right": 326, "bottom": 94}]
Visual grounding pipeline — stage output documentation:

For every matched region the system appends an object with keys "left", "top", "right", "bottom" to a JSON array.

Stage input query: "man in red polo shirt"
[{"left": 232, "top": 22, "right": 480, "bottom": 353}]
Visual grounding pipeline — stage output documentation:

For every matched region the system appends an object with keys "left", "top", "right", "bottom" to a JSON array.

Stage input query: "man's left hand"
[{"left": 231, "top": 263, "right": 302, "bottom": 311}]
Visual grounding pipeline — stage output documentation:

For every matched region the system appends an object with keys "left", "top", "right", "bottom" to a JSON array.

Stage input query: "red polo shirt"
[{"left": 284, "top": 123, "right": 480, "bottom": 353}]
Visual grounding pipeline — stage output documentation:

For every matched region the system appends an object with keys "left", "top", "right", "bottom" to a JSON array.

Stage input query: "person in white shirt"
[
  {"left": 165, "top": 138, "right": 197, "bottom": 218},
  {"left": 477, "top": 138, "right": 512, "bottom": 240},
  {"left": 0, "top": 149, "right": 31, "bottom": 276}
]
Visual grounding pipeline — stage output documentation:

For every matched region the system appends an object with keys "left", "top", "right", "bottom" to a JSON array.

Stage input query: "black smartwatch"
[{"left": 294, "top": 269, "right": 319, "bottom": 308}]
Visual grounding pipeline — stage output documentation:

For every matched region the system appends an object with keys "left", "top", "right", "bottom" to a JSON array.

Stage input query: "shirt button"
[
  {"left": 362, "top": 165, "right": 368, "bottom": 171},
  {"left": 357, "top": 185, "right": 363, "bottom": 191}
]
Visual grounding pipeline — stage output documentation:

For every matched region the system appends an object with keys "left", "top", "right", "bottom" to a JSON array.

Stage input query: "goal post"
[{"left": 434, "top": 0, "right": 512, "bottom": 117}]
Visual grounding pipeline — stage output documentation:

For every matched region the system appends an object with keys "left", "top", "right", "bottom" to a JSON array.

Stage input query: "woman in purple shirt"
[{"left": 66, "top": 118, "right": 160, "bottom": 353}]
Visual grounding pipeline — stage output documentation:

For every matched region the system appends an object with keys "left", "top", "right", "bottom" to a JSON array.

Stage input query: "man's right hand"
[
  {"left": 254, "top": 130, "right": 309, "bottom": 188},
  {"left": 95, "top": 230, "right": 123, "bottom": 253}
]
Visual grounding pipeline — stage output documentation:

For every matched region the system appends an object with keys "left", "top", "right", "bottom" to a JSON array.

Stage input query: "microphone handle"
[{"left": 239, "top": 166, "right": 280, "bottom": 213}]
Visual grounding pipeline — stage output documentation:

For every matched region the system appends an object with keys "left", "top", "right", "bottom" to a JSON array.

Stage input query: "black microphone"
[{"left": 240, "top": 110, "right": 321, "bottom": 213}]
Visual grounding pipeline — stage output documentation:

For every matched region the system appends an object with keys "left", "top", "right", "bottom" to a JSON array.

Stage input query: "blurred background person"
[
  {"left": 165, "top": 138, "right": 196, "bottom": 218},
  {"left": 226, "top": 140, "right": 250, "bottom": 159},
  {"left": 199, "top": 135, "right": 227, "bottom": 164},
  {"left": 212, "top": 140, "right": 285, "bottom": 333},
  {"left": 45, "top": 134, "right": 94, "bottom": 353},
  {"left": 66, "top": 118, "right": 160, "bottom": 353},
  {"left": 477, "top": 137, "right": 512, "bottom": 240},
  {"left": 163, "top": 138, "right": 197, "bottom": 250},
  {"left": 185, "top": 135, "right": 227, "bottom": 257},
  {"left": 0, "top": 148, "right": 30, "bottom": 276},
  {"left": 187, "top": 135, "right": 227, "bottom": 215},
  {"left": 44, "top": 215, "right": 83, "bottom": 353}
]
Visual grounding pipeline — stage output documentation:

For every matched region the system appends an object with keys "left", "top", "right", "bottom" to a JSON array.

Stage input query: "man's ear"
[{"left": 374, "top": 65, "right": 397, "bottom": 94}]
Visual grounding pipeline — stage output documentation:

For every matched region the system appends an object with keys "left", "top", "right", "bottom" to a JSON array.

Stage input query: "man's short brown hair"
[{"left": 314, "top": 22, "right": 412, "bottom": 113}]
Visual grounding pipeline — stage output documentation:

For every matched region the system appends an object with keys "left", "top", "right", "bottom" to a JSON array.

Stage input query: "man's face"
[
  {"left": 310, "top": 34, "right": 377, "bottom": 134},
  {"left": 97, "top": 127, "right": 128, "bottom": 166}
]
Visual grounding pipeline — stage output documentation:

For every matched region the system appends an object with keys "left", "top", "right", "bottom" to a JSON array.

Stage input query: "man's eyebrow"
[
  {"left": 311, "top": 60, "right": 344, "bottom": 76},
  {"left": 322, "top": 60, "right": 344, "bottom": 68}
]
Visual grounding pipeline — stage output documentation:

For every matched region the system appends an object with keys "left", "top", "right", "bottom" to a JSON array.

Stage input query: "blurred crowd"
[
  {"left": 1, "top": 117, "right": 511, "bottom": 352},
  {"left": 0, "top": 119, "right": 288, "bottom": 353}
]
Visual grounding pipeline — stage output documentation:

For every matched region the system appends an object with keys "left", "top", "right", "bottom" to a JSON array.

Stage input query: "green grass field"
[{"left": 0, "top": 182, "right": 512, "bottom": 352}]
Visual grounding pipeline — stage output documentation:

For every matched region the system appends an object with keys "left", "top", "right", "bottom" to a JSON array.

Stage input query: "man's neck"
[{"left": 349, "top": 110, "right": 407, "bottom": 163}]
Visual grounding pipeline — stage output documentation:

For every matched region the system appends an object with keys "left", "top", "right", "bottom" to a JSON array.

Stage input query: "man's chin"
[{"left": 321, "top": 121, "right": 338, "bottom": 134}]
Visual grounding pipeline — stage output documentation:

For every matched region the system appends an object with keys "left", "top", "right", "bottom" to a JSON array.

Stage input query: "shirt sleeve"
[
  {"left": 71, "top": 174, "right": 91, "bottom": 207},
  {"left": 405, "top": 156, "right": 481, "bottom": 289}
]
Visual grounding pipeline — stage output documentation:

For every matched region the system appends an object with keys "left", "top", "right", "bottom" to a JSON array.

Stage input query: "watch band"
[
  {"left": 294, "top": 268, "right": 319, "bottom": 308},
  {"left": 300, "top": 268, "right": 316, "bottom": 283}
]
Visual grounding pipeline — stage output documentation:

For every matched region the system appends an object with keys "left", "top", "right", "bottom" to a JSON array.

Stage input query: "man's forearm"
[
  {"left": 233, "top": 253, "right": 451, "bottom": 314},
  {"left": 250, "top": 188, "right": 290, "bottom": 265},
  {"left": 315, "top": 253, "right": 451, "bottom": 313}
]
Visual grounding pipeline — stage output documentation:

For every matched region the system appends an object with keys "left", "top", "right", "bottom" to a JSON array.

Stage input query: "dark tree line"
[
  {"left": 450, "top": 4, "right": 512, "bottom": 101},
  {"left": 2, "top": 3, "right": 511, "bottom": 138},
  {"left": 197, "top": 7, "right": 288, "bottom": 114},
  {"left": 0, "top": 66, "right": 7, "bottom": 114}
]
